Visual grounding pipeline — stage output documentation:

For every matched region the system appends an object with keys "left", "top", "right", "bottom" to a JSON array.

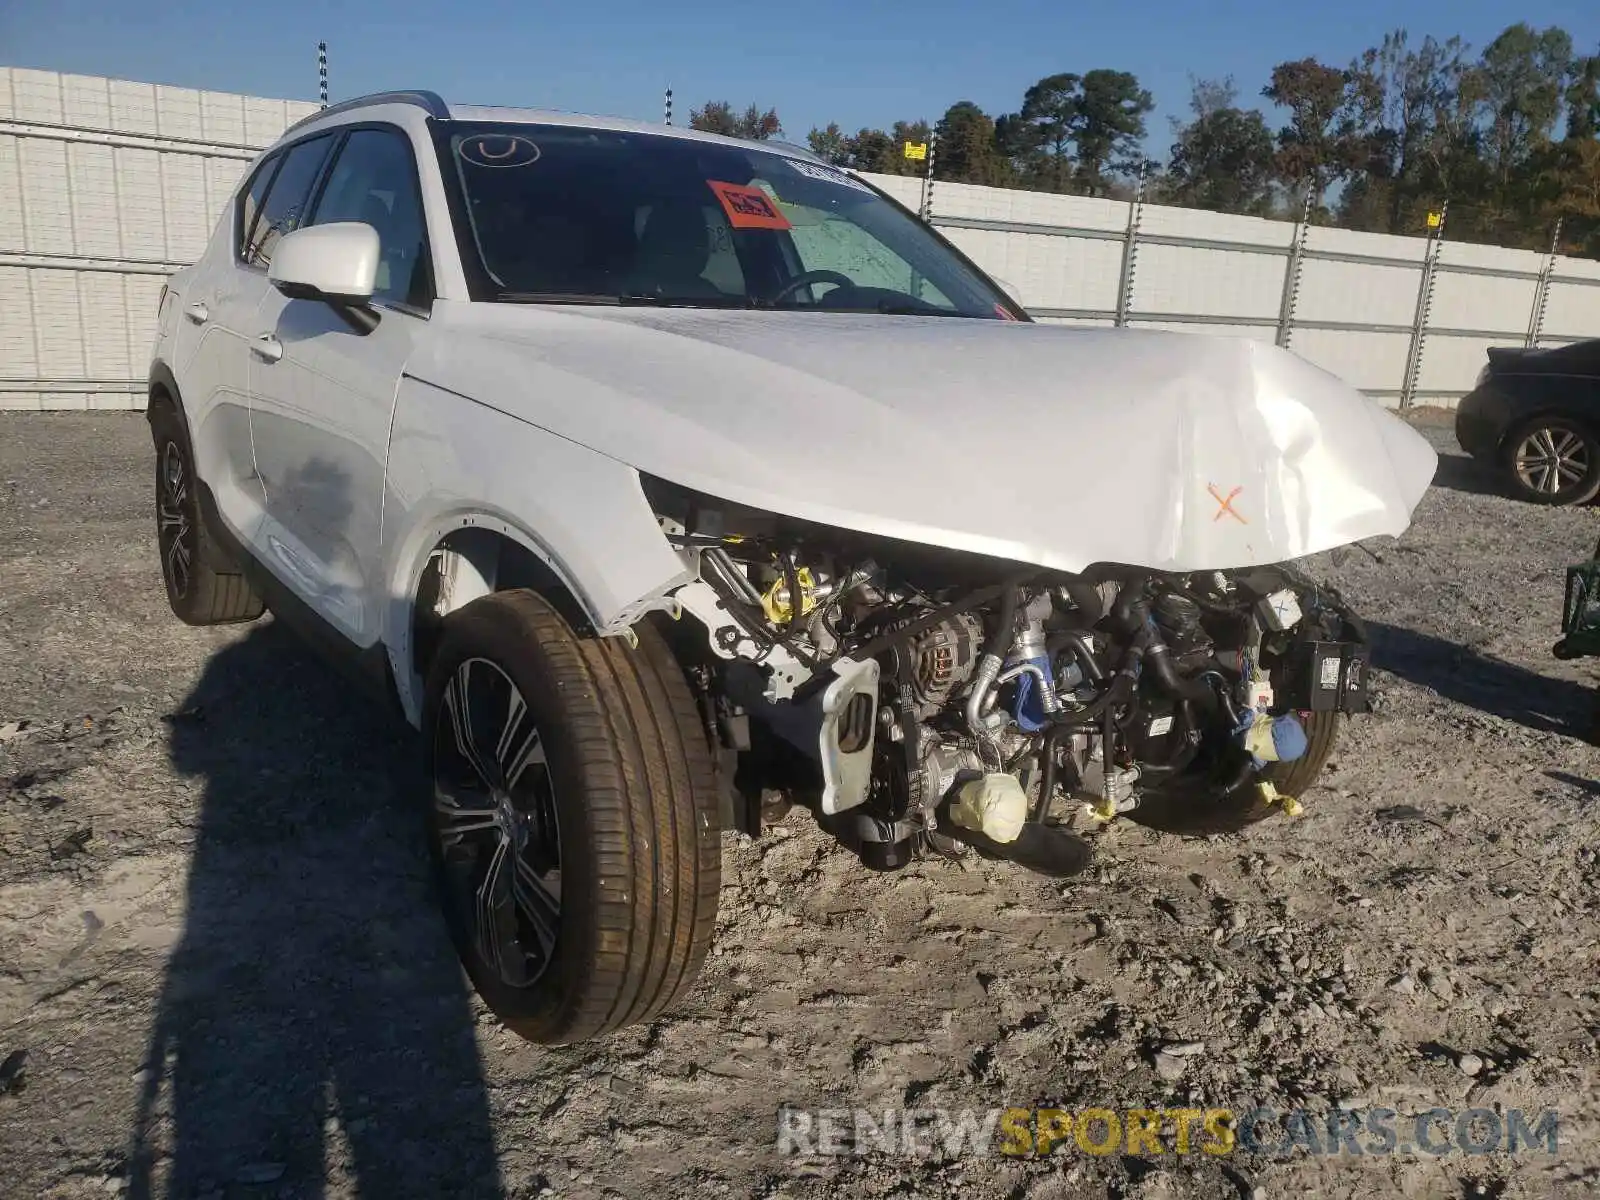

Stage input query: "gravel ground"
[{"left": 1, "top": 411, "right": 1598, "bottom": 1200}]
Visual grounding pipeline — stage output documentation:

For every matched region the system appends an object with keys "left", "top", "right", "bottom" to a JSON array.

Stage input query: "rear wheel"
[
  {"left": 1126, "top": 709, "right": 1342, "bottom": 836},
  {"left": 148, "top": 402, "right": 265, "bottom": 625},
  {"left": 1503, "top": 416, "right": 1600, "bottom": 506},
  {"left": 423, "top": 590, "right": 719, "bottom": 1044}
]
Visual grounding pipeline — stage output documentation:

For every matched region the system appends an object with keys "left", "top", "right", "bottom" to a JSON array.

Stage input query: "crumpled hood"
[{"left": 413, "top": 303, "right": 1437, "bottom": 574}]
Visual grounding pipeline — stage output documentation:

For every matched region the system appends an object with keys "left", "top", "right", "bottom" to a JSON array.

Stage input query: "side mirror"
[{"left": 269, "top": 223, "right": 379, "bottom": 306}]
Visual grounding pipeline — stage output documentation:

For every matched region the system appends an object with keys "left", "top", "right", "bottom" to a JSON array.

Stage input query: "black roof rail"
[{"left": 282, "top": 90, "right": 450, "bottom": 136}]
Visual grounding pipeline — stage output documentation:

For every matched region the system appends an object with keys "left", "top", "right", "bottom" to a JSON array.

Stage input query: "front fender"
[{"left": 381, "top": 376, "right": 691, "bottom": 723}]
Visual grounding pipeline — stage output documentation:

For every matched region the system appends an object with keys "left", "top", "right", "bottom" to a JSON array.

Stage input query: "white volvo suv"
[{"left": 149, "top": 90, "right": 1435, "bottom": 1044}]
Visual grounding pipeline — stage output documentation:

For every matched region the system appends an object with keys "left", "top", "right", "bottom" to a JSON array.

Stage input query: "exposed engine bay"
[{"left": 645, "top": 480, "right": 1371, "bottom": 876}]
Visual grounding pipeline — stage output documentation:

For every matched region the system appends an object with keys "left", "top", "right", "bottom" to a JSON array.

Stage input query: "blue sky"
[{"left": 4, "top": 0, "right": 1598, "bottom": 153}]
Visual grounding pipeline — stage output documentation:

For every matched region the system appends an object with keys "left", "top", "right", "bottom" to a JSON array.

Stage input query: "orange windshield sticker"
[{"left": 707, "top": 180, "right": 792, "bottom": 230}]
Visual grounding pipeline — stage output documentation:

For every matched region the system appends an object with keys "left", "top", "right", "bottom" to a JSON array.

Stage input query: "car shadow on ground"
[
  {"left": 126, "top": 621, "right": 505, "bottom": 1199},
  {"left": 1428, "top": 450, "right": 1510, "bottom": 499},
  {"left": 1368, "top": 621, "right": 1595, "bottom": 740}
]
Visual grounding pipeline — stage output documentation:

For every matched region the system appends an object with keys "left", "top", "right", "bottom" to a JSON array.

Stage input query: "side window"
[
  {"left": 237, "top": 155, "right": 281, "bottom": 262},
  {"left": 247, "top": 134, "right": 335, "bottom": 268},
  {"left": 309, "top": 128, "right": 432, "bottom": 308}
]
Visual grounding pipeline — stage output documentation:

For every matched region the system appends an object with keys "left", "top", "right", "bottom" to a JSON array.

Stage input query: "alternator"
[{"left": 905, "top": 612, "right": 984, "bottom": 712}]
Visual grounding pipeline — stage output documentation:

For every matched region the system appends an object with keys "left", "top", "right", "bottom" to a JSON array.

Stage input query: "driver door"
[{"left": 247, "top": 125, "right": 435, "bottom": 646}]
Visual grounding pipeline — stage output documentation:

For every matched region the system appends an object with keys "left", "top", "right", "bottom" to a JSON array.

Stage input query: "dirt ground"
[{"left": 1, "top": 411, "right": 1597, "bottom": 1200}]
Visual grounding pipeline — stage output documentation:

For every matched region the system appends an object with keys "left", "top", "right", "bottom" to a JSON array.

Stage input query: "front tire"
[
  {"left": 423, "top": 590, "right": 719, "bottom": 1044},
  {"left": 149, "top": 402, "right": 265, "bottom": 625},
  {"left": 1127, "top": 709, "right": 1342, "bottom": 835},
  {"left": 1503, "top": 415, "right": 1600, "bottom": 506}
]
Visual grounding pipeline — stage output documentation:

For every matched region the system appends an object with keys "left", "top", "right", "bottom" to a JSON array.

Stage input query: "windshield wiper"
[
  {"left": 869, "top": 302, "right": 978, "bottom": 318},
  {"left": 496, "top": 291, "right": 623, "bottom": 305},
  {"left": 792, "top": 300, "right": 979, "bottom": 319},
  {"left": 495, "top": 291, "right": 763, "bottom": 309},
  {"left": 617, "top": 294, "right": 762, "bottom": 309}
]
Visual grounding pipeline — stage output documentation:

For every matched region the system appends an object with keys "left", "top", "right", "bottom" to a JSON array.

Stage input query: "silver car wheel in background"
[{"left": 1514, "top": 426, "right": 1590, "bottom": 496}]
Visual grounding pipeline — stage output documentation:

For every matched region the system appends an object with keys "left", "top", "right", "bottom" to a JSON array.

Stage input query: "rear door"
[
  {"left": 247, "top": 125, "right": 435, "bottom": 645},
  {"left": 174, "top": 134, "right": 336, "bottom": 544},
  {"left": 167, "top": 149, "right": 276, "bottom": 540}
]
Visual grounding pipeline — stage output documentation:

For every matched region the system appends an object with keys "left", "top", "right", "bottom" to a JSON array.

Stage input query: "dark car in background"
[{"left": 1456, "top": 339, "right": 1600, "bottom": 505}]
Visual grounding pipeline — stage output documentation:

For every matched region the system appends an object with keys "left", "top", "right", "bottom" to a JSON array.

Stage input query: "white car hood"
[{"left": 414, "top": 304, "right": 1437, "bottom": 574}]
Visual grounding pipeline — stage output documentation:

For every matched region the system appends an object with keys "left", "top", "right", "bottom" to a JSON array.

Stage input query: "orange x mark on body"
[{"left": 1208, "top": 483, "right": 1247, "bottom": 524}]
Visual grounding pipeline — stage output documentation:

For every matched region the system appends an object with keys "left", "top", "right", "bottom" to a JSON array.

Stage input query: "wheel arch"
[
  {"left": 1495, "top": 398, "right": 1600, "bottom": 454},
  {"left": 382, "top": 378, "right": 696, "bottom": 726},
  {"left": 1498, "top": 408, "right": 1600, "bottom": 461},
  {"left": 146, "top": 362, "right": 185, "bottom": 426},
  {"left": 388, "top": 512, "right": 610, "bottom": 726}
]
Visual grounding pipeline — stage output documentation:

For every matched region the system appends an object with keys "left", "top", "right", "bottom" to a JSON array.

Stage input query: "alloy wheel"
[
  {"left": 1514, "top": 425, "right": 1590, "bottom": 497},
  {"left": 430, "top": 656, "right": 562, "bottom": 988},
  {"left": 157, "top": 440, "right": 193, "bottom": 598}
]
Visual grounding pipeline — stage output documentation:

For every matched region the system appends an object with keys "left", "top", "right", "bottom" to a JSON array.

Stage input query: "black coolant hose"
[
  {"left": 1143, "top": 637, "right": 1217, "bottom": 702},
  {"left": 1032, "top": 721, "right": 1076, "bottom": 824},
  {"left": 1109, "top": 585, "right": 1215, "bottom": 704},
  {"left": 1059, "top": 580, "right": 1105, "bottom": 626},
  {"left": 1046, "top": 629, "right": 1105, "bottom": 683},
  {"left": 984, "top": 584, "right": 1021, "bottom": 659},
  {"left": 1205, "top": 672, "right": 1244, "bottom": 729},
  {"left": 1216, "top": 751, "right": 1258, "bottom": 797},
  {"left": 1029, "top": 675, "right": 1124, "bottom": 823},
  {"left": 1106, "top": 572, "right": 1152, "bottom": 634},
  {"left": 1029, "top": 628, "right": 1145, "bottom": 823}
]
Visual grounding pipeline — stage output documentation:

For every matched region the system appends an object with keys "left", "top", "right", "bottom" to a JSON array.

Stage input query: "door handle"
[
  {"left": 251, "top": 334, "right": 283, "bottom": 363},
  {"left": 184, "top": 302, "right": 209, "bottom": 324}
]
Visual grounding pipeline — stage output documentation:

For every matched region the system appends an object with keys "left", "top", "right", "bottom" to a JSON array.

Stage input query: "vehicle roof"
[{"left": 282, "top": 91, "right": 823, "bottom": 163}]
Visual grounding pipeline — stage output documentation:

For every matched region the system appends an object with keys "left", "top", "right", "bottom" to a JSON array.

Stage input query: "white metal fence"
[
  {"left": 0, "top": 68, "right": 317, "bottom": 411},
  {"left": 2, "top": 67, "right": 1596, "bottom": 413},
  {"left": 865, "top": 173, "right": 1600, "bottom": 407}
]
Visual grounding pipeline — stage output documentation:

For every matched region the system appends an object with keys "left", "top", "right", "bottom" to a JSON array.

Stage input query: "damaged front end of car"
[{"left": 641, "top": 476, "right": 1372, "bottom": 877}]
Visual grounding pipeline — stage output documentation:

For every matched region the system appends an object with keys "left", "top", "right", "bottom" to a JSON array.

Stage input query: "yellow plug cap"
[
  {"left": 759, "top": 567, "right": 817, "bottom": 624},
  {"left": 1084, "top": 794, "right": 1117, "bottom": 822},
  {"left": 1256, "top": 780, "right": 1303, "bottom": 817}
]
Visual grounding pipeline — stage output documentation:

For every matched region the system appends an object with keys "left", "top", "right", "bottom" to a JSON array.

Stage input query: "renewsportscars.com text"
[{"left": 777, "top": 1105, "right": 1560, "bottom": 1159}]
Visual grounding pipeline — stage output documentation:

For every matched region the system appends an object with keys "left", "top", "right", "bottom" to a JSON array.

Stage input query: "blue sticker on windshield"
[
  {"left": 459, "top": 134, "right": 542, "bottom": 168},
  {"left": 783, "top": 159, "right": 874, "bottom": 194}
]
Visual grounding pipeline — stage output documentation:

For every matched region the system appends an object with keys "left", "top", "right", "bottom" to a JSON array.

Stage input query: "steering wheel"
[{"left": 770, "top": 270, "right": 856, "bottom": 305}]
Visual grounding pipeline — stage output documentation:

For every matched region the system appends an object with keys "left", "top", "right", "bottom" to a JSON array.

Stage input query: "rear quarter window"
[
  {"left": 237, "top": 155, "right": 281, "bottom": 262},
  {"left": 242, "top": 134, "right": 335, "bottom": 268}
]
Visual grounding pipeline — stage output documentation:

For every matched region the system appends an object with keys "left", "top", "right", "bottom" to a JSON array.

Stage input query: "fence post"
[
  {"left": 1114, "top": 161, "right": 1148, "bottom": 327},
  {"left": 919, "top": 134, "right": 937, "bottom": 222},
  {"left": 1524, "top": 217, "right": 1562, "bottom": 348},
  {"left": 1399, "top": 202, "right": 1447, "bottom": 411},
  {"left": 1275, "top": 189, "right": 1314, "bottom": 348}
]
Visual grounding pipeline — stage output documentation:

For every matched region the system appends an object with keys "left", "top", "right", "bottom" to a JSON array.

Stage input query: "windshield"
[{"left": 436, "top": 122, "right": 1019, "bottom": 318}]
